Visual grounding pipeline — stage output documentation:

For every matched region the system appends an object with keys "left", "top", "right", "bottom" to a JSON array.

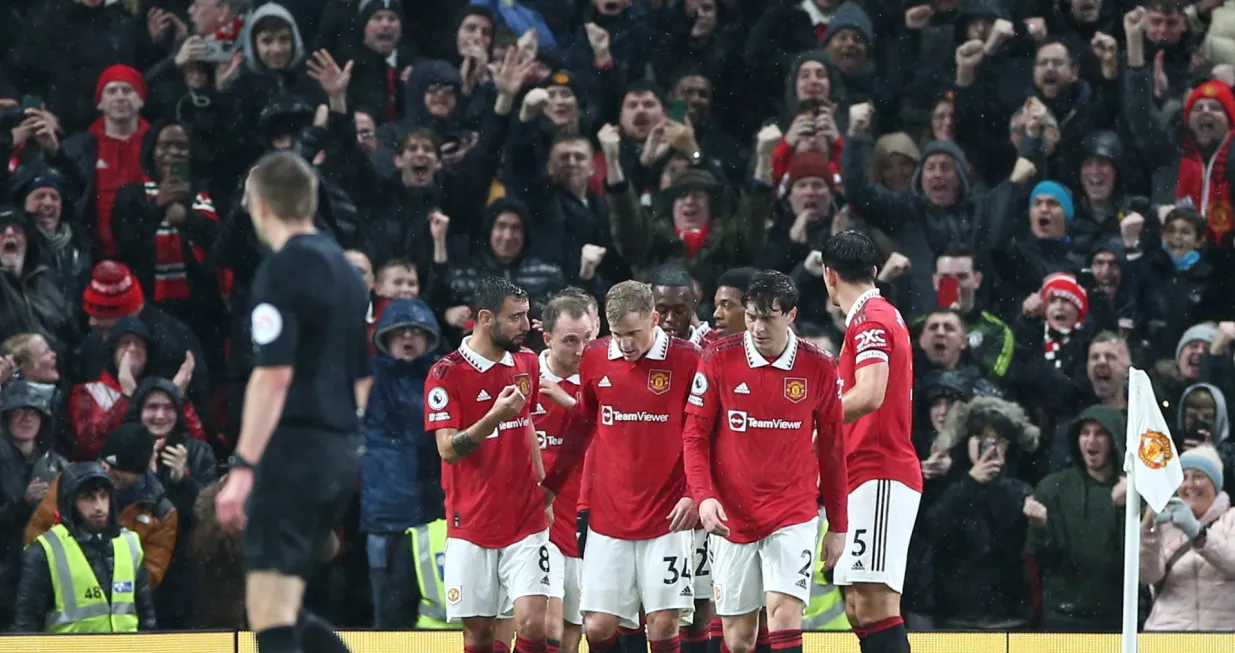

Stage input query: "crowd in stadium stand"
[{"left": 2, "top": 0, "right": 1235, "bottom": 636}]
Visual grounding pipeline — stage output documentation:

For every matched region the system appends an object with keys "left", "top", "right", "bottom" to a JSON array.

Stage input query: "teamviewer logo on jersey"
[
  {"left": 601, "top": 405, "right": 669, "bottom": 425},
  {"left": 728, "top": 410, "right": 749, "bottom": 432}
]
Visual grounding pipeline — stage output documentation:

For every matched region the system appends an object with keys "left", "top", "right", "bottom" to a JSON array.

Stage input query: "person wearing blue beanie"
[
  {"left": 1030, "top": 181, "right": 1075, "bottom": 223},
  {"left": 1181, "top": 446, "right": 1225, "bottom": 492}
]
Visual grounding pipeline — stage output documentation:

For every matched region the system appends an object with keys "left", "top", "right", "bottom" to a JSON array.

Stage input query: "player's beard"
[{"left": 490, "top": 322, "right": 525, "bottom": 353}]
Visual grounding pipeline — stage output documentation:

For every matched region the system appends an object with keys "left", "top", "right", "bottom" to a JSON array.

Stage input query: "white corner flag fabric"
[{"left": 1124, "top": 368, "right": 1183, "bottom": 514}]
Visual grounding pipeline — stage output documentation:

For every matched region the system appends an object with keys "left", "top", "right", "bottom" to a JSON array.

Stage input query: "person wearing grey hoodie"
[
  {"left": 1026, "top": 404, "right": 1128, "bottom": 632},
  {"left": 225, "top": 3, "right": 324, "bottom": 163},
  {"left": 1179, "top": 382, "right": 1235, "bottom": 492},
  {"left": 842, "top": 108, "right": 988, "bottom": 318}
]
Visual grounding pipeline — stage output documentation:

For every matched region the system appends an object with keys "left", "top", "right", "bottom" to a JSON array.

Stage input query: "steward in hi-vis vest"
[
  {"left": 11, "top": 462, "right": 156, "bottom": 632},
  {"left": 409, "top": 519, "right": 459, "bottom": 629}
]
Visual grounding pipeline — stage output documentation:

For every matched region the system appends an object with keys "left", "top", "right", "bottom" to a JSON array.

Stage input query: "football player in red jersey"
[
  {"left": 684, "top": 270, "right": 848, "bottom": 653},
  {"left": 423, "top": 278, "right": 552, "bottom": 653},
  {"left": 650, "top": 264, "right": 715, "bottom": 653},
  {"left": 542, "top": 281, "right": 701, "bottom": 653},
  {"left": 821, "top": 232, "right": 922, "bottom": 653},
  {"left": 534, "top": 292, "right": 596, "bottom": 653},
  {"left": 651, "top": 265, "right": 713, "bottom": 351},
  {"left": 710, "top": 267, "right": 757, "bottom": 341}
]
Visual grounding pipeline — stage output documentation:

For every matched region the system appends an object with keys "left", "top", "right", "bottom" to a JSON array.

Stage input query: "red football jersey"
[
  {"left": 542, "top": 327, "right": 701, "bottom": 540},
  {"left": 534, "top": 350, "right": 583, "bottom": 558},
  {"left": 424, "top": 339, "right": 548, "bottom": 548},
  {"left": 839, "top": 290, "right": 922, "bottom": 492},
  {"left": 684, "top": 331, "right": 848, "bottom": 543}
]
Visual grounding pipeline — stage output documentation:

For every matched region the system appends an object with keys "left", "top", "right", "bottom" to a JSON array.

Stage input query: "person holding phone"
[
  {"left": 924, "top": 396, "right": 1038, "bottom": 630},
  {"left": 924, "top": 246, "right": 1016, "bottom": 382},
  {"left": 111, "top": 120, "right": 228, "bottom": 377}
]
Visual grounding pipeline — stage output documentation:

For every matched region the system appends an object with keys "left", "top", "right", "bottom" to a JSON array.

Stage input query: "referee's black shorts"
[{"left": 244, "top": 426, "right": 360, "bottom": 579}]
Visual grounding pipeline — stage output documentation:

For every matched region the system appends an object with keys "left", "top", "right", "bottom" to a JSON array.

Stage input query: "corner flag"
[
  {"left": 1123, "top": 368, "right": 1183, "bottom": 513},
  {"left": 1121, "top": 368, "right": 1184, "bottom": 653}
]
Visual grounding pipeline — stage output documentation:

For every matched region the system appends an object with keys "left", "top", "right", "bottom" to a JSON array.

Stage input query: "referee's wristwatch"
[{"left": 228, "top": 453, "right": 258, "bottom": 472}]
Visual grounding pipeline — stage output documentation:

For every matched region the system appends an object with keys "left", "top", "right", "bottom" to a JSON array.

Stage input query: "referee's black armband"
[{"left": 451, "top": 429, "right": 479, "bottom": 457}]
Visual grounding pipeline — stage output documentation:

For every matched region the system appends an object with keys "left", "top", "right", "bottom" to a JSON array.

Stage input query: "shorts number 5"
[{"left": 850, "top": 528, "right": 868, "bottom": 557}]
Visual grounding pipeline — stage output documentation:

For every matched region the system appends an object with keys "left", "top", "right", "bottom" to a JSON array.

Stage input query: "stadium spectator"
[
  {"left": 0, "top": 380, "right": 68, "bottom": 630},
  {"left": 361, "top": 298, "right": 444, "bottom": 628},
  {"left": 928, "top": 396, "right": 1039, "bottom": 629},
  {"left": 1026, "top": 405, "right": 1128, "bottom": 632},
  {"left": 1140, "top": 446, "right": 1235, "bottom": 631},
  {"left": 0, "top": 207, "right": 80, "bottom": 353}
]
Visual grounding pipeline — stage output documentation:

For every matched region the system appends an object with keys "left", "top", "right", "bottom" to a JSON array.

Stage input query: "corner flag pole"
[
  {"left": 1121, "top": 368, "right": 1184, "bottom": 653},
  {"left": 1121, "top": 460, "right": 1141, "bottom": 653}
]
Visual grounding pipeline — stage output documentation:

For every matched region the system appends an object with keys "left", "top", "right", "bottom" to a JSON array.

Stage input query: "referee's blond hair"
[
  {"left": 246, "top": 151, "right": 319, "bottom": 222},
  {"left": 604, "top": 280, "right": 654, "bottom": 325}
]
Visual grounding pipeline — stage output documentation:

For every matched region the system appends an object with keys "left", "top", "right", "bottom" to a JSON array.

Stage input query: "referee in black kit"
[{"left": 216, "top": 151, "right": 371, "bottom": 653}]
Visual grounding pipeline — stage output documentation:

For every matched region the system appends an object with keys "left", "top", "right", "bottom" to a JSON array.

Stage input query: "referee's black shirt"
[{"left": 249, "top": 232, "right": 371, "bottom": 434}]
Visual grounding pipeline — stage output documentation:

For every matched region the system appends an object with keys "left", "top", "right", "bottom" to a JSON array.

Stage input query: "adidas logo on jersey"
[
  {"left": 734, "top": 382, "right": 750, "bottom": 394},
  {"left": 851, "top": 560, "right": 865, "bottom": 571},
  {"left": 598, "top": 376, "right": 612, "bottom": 388},
  {"left": 796, "top": 578, "right": 808, "bottom": 590},
  {"left": 476, "top": 390, "right": 492, "bottom": 401}
]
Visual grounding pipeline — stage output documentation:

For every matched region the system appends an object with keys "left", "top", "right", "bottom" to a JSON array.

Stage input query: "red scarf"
[
  {"left": 143, "top": 179, "right": 231, "bottom": 301},
  {"left": 676, "top": 221, "right": 712, "bottom": 258},
  {"left": 1176, "top": 131, "right": 1235, "bottom": 241},
  {"left": 1043, "top": 324, "right": 1074, "bottom": 370}
]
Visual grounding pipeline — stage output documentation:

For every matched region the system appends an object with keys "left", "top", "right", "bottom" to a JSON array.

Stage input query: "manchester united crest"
[
  {"left": 1138, "top": 430, "right": 1173, "bottom": 470},
  {"left": 513, "top": 373, "right": 532, "bottom": 398},
  {"left": 1210, "top": 202, "right": 1232, "bottom": 233},
  {"left": 648, "top": 370, "right": 672, "bottom": 395},
  {"left": 446, "top": 586, "right": 462, "bottom": 605},
  {"left": 785, "top": 378, "right": 808, "bottom": 403}
]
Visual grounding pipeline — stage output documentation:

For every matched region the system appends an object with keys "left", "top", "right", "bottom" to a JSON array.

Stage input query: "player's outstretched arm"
[
  {"left": 841, "top": 360, "right": 889, "bottom": 424},
  {"left": 542, "top": 382, "right": 598, "bottom": 496}
]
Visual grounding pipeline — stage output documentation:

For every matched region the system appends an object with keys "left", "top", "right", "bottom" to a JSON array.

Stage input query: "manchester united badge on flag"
[
  {"left": 785, "top": 378, "right": 808, "bottom": 403},
  {"left": 648, "top": 369, "right": 672, "bottom": 395}
]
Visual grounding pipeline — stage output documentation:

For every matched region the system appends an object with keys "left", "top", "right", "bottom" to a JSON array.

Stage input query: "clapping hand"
[{"left": 1156, "top": 497, "right": 1205, "bottom": 539}]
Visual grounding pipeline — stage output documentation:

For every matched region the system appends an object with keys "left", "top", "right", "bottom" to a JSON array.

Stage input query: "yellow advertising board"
[{"left": 2, "top": 630, "right": 1231, "bottom": 652}]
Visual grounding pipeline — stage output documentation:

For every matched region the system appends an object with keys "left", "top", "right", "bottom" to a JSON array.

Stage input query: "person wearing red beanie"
[
  {"left": 1177, "top": 80, "right": 1235, "bottom": 241},
  {"left": 49, "top": 66, "right": 150, "bottom": 261},
  {"left": 783, "top": 152, "right": 836, "bottom": 246}
]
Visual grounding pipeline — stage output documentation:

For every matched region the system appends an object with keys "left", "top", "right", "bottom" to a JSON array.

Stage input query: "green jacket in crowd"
[{"left": 1028, "top": 405, "right": 1128, "bottom": 630}]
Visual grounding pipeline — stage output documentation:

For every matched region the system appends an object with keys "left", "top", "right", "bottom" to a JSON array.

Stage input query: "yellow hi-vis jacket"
[
  {"left": 803, "top": 519, "right": 850, "bottom": 631},
  {"left": 409, "top": 519, "right": 460, "bottom": 630},
  {"left": 36, "top": 523, "right": 143, "bottom": 633}
]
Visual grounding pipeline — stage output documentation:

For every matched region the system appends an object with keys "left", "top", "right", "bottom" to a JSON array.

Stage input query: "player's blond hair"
[{"left": 604, "top": 280, "right": 654, "bottom": 325}]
